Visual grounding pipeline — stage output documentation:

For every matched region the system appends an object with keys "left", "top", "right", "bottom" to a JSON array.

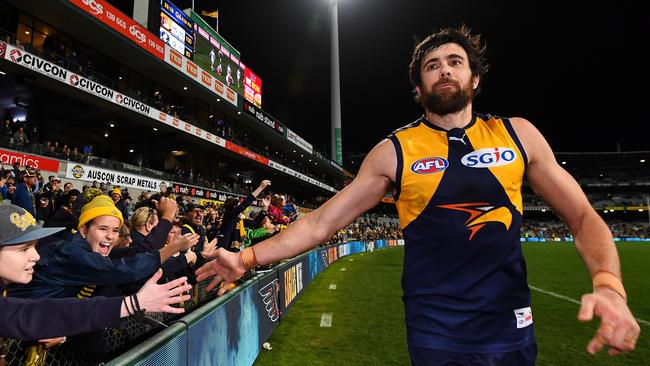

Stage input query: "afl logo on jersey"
[
  {"left": 462, "top": 147, "right": 517, "bottom": 168},
  {"left": 410, "top": 157, "right": 449, "bottom": 174}
]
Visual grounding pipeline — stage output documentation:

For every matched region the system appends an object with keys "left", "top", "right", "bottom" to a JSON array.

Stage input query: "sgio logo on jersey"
[
  {"left": 462, "top": 147, "right": 517, "bottom": 168},
  {"left": 411, "top": 157, "right": 449, "bottom": 174}
]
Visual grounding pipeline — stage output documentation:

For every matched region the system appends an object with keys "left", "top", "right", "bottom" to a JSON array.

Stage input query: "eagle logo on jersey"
[{"left": 438, "top": 202, "right": 512, "bottom": 240}]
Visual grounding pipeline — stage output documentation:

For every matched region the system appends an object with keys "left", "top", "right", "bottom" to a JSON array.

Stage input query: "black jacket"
[
  {"left": 110, "top": 220, "right": 190, "bottom": 283},
  {"left": 0, "top": 283, "right": 122, "bottom": 340},
  {"left": 8, "top": 235, "right": 160, "bottom": 299},
  {"left": 110, "top": 219, "right": 172, "bottom": 259},
  {"left": 180, "top": 220, "right": 207, "bottom": 266},
  {"left": 217, "top": 194, "right": 255, "bottom": 250}
]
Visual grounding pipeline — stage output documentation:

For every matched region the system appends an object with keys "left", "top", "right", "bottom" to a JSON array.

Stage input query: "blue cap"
[{"left": 0, "top": 204, "right": 65, "bottom": 246}]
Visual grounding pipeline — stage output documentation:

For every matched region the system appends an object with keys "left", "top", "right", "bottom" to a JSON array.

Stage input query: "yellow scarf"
[{"left": 239, "top": 218, "right": 246, "bottom": 241}]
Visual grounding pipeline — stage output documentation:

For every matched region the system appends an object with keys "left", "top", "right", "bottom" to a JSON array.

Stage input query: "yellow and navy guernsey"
[{"left": 389, "top": 112, "right": 534, "bottom": 353}]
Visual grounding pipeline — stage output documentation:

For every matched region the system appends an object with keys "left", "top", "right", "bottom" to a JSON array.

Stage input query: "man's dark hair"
[{"left": 408, "top": 25, "right": 489, "bottom": 101}]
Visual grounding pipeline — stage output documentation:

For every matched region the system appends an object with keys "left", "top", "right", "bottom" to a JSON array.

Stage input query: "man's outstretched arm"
[
  {"left": 196, "top": 139, "right": 396, "bottom": 287},
  {"left": 512, "top": 117, "right": 640, "bottom": 356}
]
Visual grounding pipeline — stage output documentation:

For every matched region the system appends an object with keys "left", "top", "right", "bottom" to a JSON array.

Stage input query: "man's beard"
[{"left": 421, "top": 78, "right": 474, "bottom": 115}]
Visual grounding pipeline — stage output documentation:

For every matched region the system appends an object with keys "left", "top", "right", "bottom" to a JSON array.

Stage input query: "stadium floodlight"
[{"left": 330, "top": 0, "right": 342, "bottom": 166}]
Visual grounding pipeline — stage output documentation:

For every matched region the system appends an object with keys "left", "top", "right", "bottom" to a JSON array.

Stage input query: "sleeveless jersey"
[{"left": 389, "top": 113, "right": 534, "bottom": 353}]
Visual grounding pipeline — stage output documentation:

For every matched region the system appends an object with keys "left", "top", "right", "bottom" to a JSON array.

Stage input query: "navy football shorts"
[{"left": 408, "top": 343, "right": 537, "bottom": 366}]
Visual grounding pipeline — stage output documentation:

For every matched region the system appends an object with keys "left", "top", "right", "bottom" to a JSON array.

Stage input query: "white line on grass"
[{"left": 530, "top": 285, "right": 650, "bottom": 326}]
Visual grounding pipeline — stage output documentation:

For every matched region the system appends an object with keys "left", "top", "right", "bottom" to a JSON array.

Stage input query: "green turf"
[
  {"left": 525, "top": 242, "right": 649, "bottom": 366},
  {"left": 254, "top": 243, "right": 649, "bottom": 365}
]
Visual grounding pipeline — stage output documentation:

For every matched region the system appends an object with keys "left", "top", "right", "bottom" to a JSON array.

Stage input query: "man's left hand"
[{"left": 578, "top": 287, "right": 640, "bottom": 356}]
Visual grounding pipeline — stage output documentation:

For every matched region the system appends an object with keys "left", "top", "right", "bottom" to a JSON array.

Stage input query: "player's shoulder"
[
  {"left": 504, "top": 116, "right": 551, "bottom": 164},
  {"left": 507, "top": 116, "right": 539, "bottom": 138},
  {"left": 360, "top": 139, "right": 398, "bottom": 182},
  {"left": 476, "top": 113, "right": 537, "bottom": 135},
  {"left": 389, "top": 117, "right": 424, "bottom": 137},
  {"left": 474, "top": 112, "right": 520, "bottom": 127}
]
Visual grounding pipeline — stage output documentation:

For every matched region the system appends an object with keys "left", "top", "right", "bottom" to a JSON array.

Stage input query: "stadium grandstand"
[
  {"left": 0, "top": 1, "right": 374, "bottom": 364},
  {"left": 0, "top": 1, "right": 646, "bottom": 366},
  {"left": 521, "top": 151, "right": 650, "bottom": 241}
]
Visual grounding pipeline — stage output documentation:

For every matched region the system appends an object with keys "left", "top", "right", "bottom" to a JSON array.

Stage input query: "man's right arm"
[
  {"left": 196, "top": 139, "right": 396, "bottom": 284},
  {"left": 254, "top": 139, "right": 396, "bottom": 265}
]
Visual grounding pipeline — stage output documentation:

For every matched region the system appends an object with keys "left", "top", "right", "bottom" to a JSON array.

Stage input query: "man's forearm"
[
  {"left": 573, "top": 211, "right": 621, "bottom": 278},
  {"left": 254, "top": 213, "right": 330, "bottom": 266}
]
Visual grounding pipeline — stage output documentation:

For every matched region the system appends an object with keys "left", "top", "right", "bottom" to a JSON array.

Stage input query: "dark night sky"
[{"left": 182, "top": 1, "right": 644, "bottom": 162}]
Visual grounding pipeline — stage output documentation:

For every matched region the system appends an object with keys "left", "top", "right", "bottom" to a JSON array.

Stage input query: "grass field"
[{"left": 254, "top": 243, "right": 649, "bottom": 365}]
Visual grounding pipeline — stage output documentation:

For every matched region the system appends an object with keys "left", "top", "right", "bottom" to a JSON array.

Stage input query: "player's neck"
[{"left": 424, "top": 105, "right": 473, "bottom": 131}]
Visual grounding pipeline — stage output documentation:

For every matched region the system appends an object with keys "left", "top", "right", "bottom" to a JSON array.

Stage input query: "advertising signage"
[
  {"left": 68, "top": 0, "right": 164, "bottom": 60},
  {"left": 164, "top": 46, "right": 238, "bottom": 106},
  {"left": 66, "top": 163, "right": 169, "bottom": 191},
  {"left": 286, "top": 128, "right": 313, "bottom": 154},
  {"left": 0, "top": 149, "right": 60, "bottom": 172},
  {"left": 242, "top": 64, "right": 262, "bottom": 108},
  {"left": 242, "top": 101, "right": 282, "bottom": 135},
  {"left": 160, "top": 0, "right": 194, "bottom": 59},
  {"left": 171, "top": 182, "right": 224, "bottom": 200},
  {"left": 2, "top": 41, "right": 339, "bottom": 193},
  {"left": 189, "top": 10, "right": 244, "bottom": 97}
]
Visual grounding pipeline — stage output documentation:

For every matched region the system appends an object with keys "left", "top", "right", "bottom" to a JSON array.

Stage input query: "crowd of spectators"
[
  {"left": 522, "top": 219, "right": 649, "bottom": 240},
  {"left": 2, "top": 162, "right": 648, "bottom": 365},
  {"left": 0, "top": 166, "right": 324, "bottom": 360},
  {"left": 328, "top": 217, "right": 402, "bottom": 244},
  {"left": 524, "top": 192, "right": 649, "bottom": 211},
  {"left": 2, "top": 32, "right": 341, "bottom": 190}
]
